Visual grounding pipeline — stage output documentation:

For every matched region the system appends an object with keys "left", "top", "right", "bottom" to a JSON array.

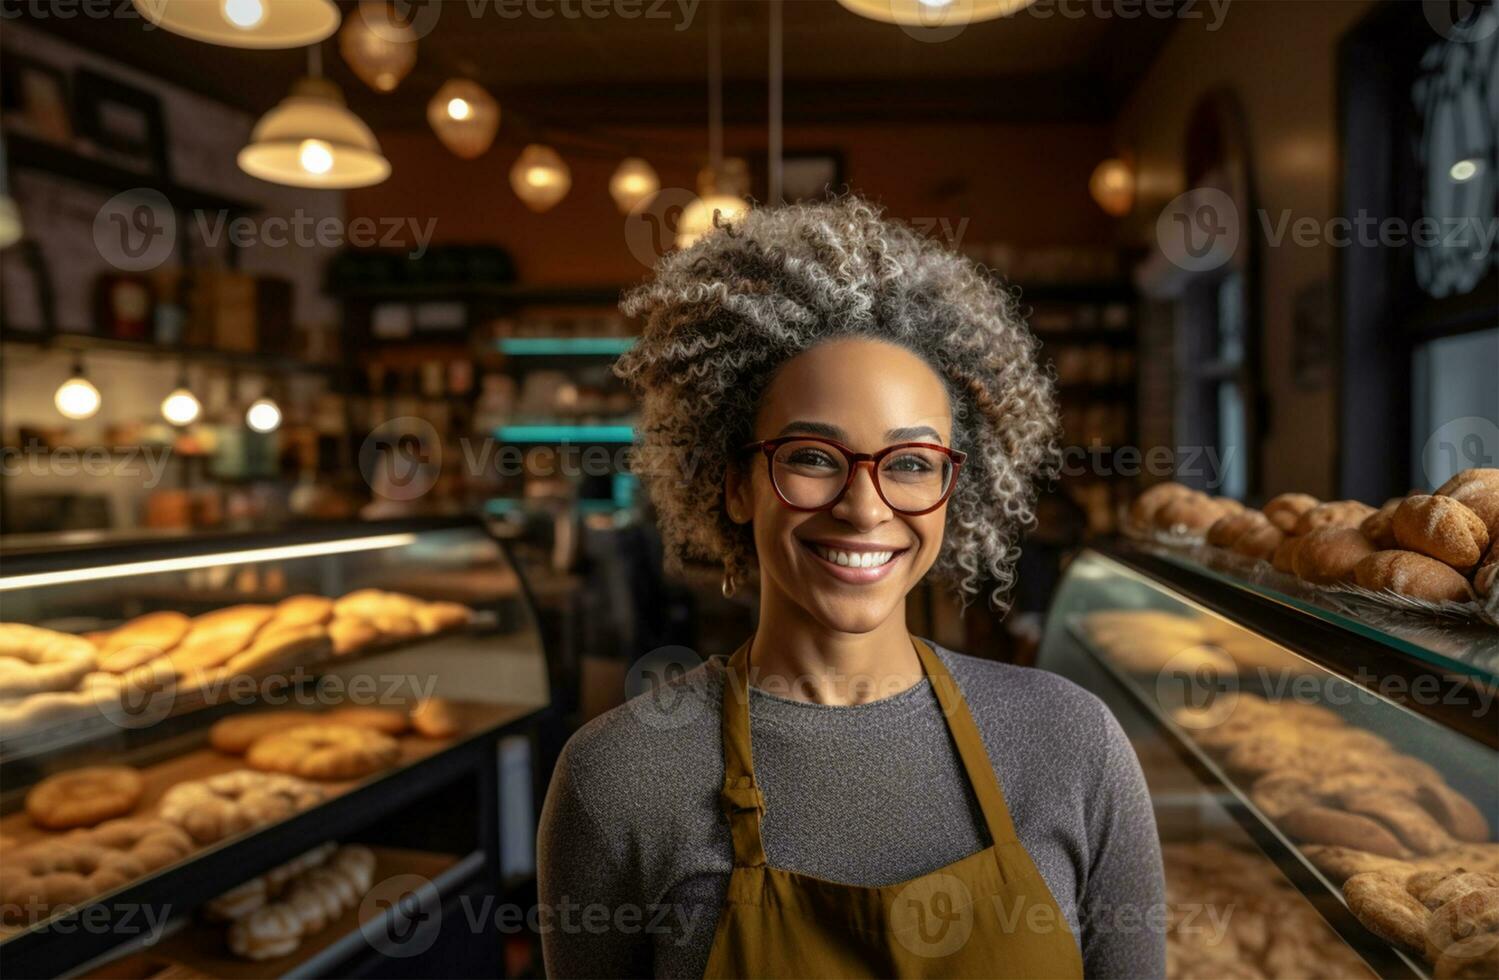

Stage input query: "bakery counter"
[{"left": 1040, "top": 546, "right": 1499, "bottom": 980}]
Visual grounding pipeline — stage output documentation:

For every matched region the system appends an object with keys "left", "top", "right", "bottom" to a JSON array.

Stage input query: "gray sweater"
[{"left": 537, "top": 643, "right": 1166, "bottom": 978}]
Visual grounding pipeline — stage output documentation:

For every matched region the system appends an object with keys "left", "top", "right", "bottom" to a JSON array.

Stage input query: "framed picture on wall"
[
  {"left": 0, "top": 56, "right": 73, "bottom": 145},
  {"left": 72, "top": 69, "right": 170, "bottom": 179}
]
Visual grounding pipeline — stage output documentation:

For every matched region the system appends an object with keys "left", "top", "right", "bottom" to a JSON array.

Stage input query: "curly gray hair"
[{"left": 615, "top": 196, "right": 1060, "bottom": 609}]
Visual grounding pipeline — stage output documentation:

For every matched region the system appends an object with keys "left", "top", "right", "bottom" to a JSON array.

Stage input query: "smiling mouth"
[{"left": 800, "top": 539, "right": 909, "bottom": 570}]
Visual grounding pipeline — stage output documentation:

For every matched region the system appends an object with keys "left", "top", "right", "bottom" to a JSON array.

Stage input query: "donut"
[
  {"left": 1128, "top": 481, "right": 1194, "bottom": 530},
  {"left": 273, "top": 595, "right": 335, "bottom": 628},
  {"left": 1294, "top": 500, "right": 1377, "bottom": 536},
  {"left": 1263, "top": 492, "right": 1321, "bottom": 532},
  {"left": 246, "top": 725, "right": 400, "bottom": 781},
  {"left": 1355, "top": 551, "right": 1476, "bottom": 604},
  {"left": 1394, "top": 495, "right": 1490, "bottom": 572},
  {"left": 410, "top": 697, "right": 460, "bottom": 739},
  {"left": 1292, "top": 527, "right": 1375, "bottom": 584},
  {"left": 210, "top": 711, "right": 317, "bottom": 754},
  {"left": 157, "top": 770, "right": 324, "bottom": 844},
  {"left": 0, "top": 818, "right": 190, "bottom": 923},
  {"left": 82, "top": 818, "right": 193, "bottom": 873},
  {"left": 322, "top": 706, "right": 409, "bottom": 736},
  {"left": 26, "top": 766, "right": 144, "bottom": 830},
  {"left": 0, "top": 624, "right": 96, "bottom": 699}
]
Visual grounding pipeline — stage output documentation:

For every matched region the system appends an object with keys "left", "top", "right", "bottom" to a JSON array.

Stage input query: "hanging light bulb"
[
  {"left": 427, "top": 80, "right": 501, "bottom": 160},
  {"left": 132, "top": 0, "right": 339, "bottom": 49},
  {"left": 339, "top": 1, "right": 417, "bottom": 93},
  {"left": 609, "top": 157, "right": 661, "bottom": 214},
  {"left": 835, "top": 0, "right": 1035, "bottom": 27},
  {"left": 161, "top": 386, "right": 202, "bottom": 427},
  {"left": 677, "top": 160, "right": 749, "bottom": 249},
  {"left": 245, "top": 397, "right": 283, "bottom": 433},
  {"left": 0, "top": 194, "right": 20, "bottom": 249},
  {"left": 54, "top": 358, "right": 101, "bottom": 421},
  {"left": 239, "top": 77, "right": 390, "bottom": 188},
  {"left": 1088, "top": 158, "right": 1135, "bottom": 218},
  {"left": 509, "top": 144, "right": 571, "bottom": 212}
]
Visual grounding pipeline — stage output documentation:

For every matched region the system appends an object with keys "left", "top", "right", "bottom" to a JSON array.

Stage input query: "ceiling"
[{"left": 22, "top": 0, "right": 1181, "bottom": 128}]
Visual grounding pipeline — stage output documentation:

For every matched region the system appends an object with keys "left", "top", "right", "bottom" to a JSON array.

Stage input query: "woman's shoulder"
[{"left": 930, "top": 642, "right": 1129, "bottom": 760}]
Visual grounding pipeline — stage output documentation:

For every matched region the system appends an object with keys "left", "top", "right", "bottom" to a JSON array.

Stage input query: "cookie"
[
  {"left": 210, "top": 711, "right": 317, "bottom": 755},
  {"left": 1280, "top": 806, "right": 1413, "bottom": 858},
  {"left": 1424, "top": 887, "right": 1499, "bottom": 963},
  {"left": 1338, "top": 790, "right": 1458, "bottom": 856},
  {"left": 1302, "top": 845, "right": 1418, "bottom": 883},
  {"left": 1345, "top": 870, "right": 1432, "bottom": 955},
  {"left": 25, "top": 766, "right": 144, "bottom": 830},
  {"left": 1292, "top": 527, "right": 1376, "bottom": 585},
  {"left": 1355, "top": 550, "right": 1476, "bottom": 604},
  {"left": 1394, "top": 495, "right": 1490, "bottom": 572},
  {"left": 1417, "top": 784, "right": 1493, "bottom": 844}
]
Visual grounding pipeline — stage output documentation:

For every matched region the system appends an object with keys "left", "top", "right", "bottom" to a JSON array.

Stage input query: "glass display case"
[
  {"left": 1039, "top": 543, "right": 1498, "bottom": 980},
  {"left": 0, "top": 517, "right": 551, "bottom": 976}
]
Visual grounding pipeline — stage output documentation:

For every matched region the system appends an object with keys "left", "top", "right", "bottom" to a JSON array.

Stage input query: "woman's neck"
[{"left": 747, "top": 593, "right": 923, "bottom": 706}]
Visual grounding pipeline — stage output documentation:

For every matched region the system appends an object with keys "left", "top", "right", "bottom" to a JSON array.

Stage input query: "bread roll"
[
  {"left": 1436, "top": 467, "right": 1499, "bottom": 496},
  {"left": 1272, "top": 535, "right": 1304, "bottom": 574},
  {"left": 1155, "top": 492, "right": 1233, "bottom": 534},
  {"left": 1443, "top": 477, "right": 1499, "bottom": 539},
  {"left": 1293, "top": 527, "right": 1376, "bottom": 584},
  {"left": 1294, "top": 500, "right": 1378, "bottom": 536},
  {"left": 1361, "top": 498, "right": 1404, "bottom": 550},
  {"left": 1128, "top": 481, "right": 1193, "bottom": 530},
  {"left": 1355, "top": 551, "right": 1476, "bottom": 604},
  {"left": 1393, "top": 495, "right": 1490, "bottom": 572},
  {"left": 1207, "top": 510, "right": 1282, "bottom": 560},
  {"left": 1476, "top": 539, "right": 1499, "bottom": 597},
  {"left": 1264, "top": 493, "right": 1320, "bottom": 532}
]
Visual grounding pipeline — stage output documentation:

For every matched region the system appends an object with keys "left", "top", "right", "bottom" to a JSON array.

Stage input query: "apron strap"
[
  {"left": 720, "top": 639, "right": 768, "bottom": 868},
  {"left": 912, "top": 638, "right": 1023, "bottom": 848}
]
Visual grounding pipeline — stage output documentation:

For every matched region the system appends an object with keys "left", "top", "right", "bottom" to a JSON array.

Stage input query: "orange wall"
[{"left": 347, "top": 121, "right": 1119, "bottom": 285}]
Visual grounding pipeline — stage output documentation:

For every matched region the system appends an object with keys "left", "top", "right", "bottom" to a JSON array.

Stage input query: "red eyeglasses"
[{"left": 742, "top": 436, "right": 966, "bottom": 516}]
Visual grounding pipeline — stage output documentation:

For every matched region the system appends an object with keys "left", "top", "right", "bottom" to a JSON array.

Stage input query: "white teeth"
[{"left": 813, "top": 546, "right": 896, "bottom": 569}]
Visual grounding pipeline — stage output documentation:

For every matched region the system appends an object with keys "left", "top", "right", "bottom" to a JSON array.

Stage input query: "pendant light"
[
  {"left": 1089, "top": 158, "right": 1135, "bottom": 218},
  {"left": 246, "top": 396, "right": 283, "bottom": 433},
  {"left": 161, "top": 367, "right": 202, "bottom": 427},
  {"left": 510, "top": 144, "right": 571, "bottom": 212},
  {"left": 339, "top": 0, "right": 417, "bottom": 93},
  {"left": 835, "top": 0, "right": 1035, "bottom": 27},
  {"left": 239, "top": 46, "right": 390, "bottom": 189},
  {"left": 132, "top": 0, "right": 339, "bottom": 49},
  {"left": 54, "top": 356, "right": 101, "bottom": 421},
  {"left": 428, "top": 79, "right": 501, "bottom": 160},
  {"left": 678, "top": 4, "right": 746, "bottom": 249},
  {"left": 609, "top": 157, "right": 661, "bottom": 214},
  {"left": 0, "top": 140, "right": 20, "bottom": 248}
]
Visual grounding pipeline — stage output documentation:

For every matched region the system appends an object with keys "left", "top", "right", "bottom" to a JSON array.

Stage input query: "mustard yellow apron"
[{"left": 703, "top": 637, "right": 1085, "bottom": 979}]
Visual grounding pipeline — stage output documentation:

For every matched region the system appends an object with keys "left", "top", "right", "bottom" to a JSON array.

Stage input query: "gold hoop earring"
[{"left": 721, "top": 568, "right": 738, "bottom": 599}]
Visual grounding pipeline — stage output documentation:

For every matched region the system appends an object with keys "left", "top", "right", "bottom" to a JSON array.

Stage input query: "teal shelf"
[
  {"left": 492, "top": 424, "right": 636, "bottom": 443},
  {"left": 496, "top": 337, "right": 636, "bottom": 356},
  {"left": 486, "top": 498, "right": 627, "bottom": 516}
]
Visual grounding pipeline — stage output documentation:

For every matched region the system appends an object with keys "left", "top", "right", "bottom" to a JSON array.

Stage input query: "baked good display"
[
  {"left": 273, "top": 595, "right": 335, "bottom": 628},
  {"left": 1342, "top": 867, "right": 1499, "bottom": 975},
  {"left": 157, "top": 770, "right": 325, "bottom": 844},
  {"left": 1394, "top": 495, "right": 1491, "bottom": 573},
  {"left": 1355, "top": 551, "right": 1477, "bottom": 604},
  {"left": 1153, "top": 492, "right": 1242, "bottom": 536},
  {"left": 1162, "top": 840, "right": 1373, "bottom": 980},
  {"left": 0, "top": 624, "right": 97, "bottom": 699},
  {"left": 245, "top": 724, "right": 401, "bottom": 781},
  {"left": 94, "top": 612, "right": 191, "bottom": 671},
  {"left": 176, "top": 605, "right": 276, "bottom": 657},
  {"left": 224, "top": 844, "right": 376, "bottom": 961},
  {"left": 25, "top": 766, "right": 144, "bottom": 830},
  {"left": 1263, "top": 492, "right": 1321, "bottom": 533},
  {"left": 322, "top": 706, "right": 409, "bottom": 735},
  {"left": 1292, "top": 527, "right": 1377, "bottom": 585},
  {"left": 1128, "top": 481, "right": 1194, "bottom": 531},
  {"left": 328, "top": 617, "right": 381, "bottom": 656},
  {"left": 204, "top": 842, "right": 336, "bottom": 922},
  {"left": 1293, "top": 499, "right": 1378, "bottom": 536},
  {"left": 222, "top": 623, "right": 331, "bottom": 677},
  {"left": 1206, "top": 510, "right": 1284, "bottom": 560},
  {"left": 0, "top": 819, "right": 192, "bottom": 923}
]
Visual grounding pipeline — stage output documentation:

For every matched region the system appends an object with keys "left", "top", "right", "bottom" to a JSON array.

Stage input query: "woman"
[{"left": 538, "top": 197, "right": 1165, "bottom": 978}]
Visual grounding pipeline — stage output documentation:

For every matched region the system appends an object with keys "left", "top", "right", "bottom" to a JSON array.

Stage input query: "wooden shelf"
[{"left": 6, "top": 132, "right": 256, "bottom": 216}]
